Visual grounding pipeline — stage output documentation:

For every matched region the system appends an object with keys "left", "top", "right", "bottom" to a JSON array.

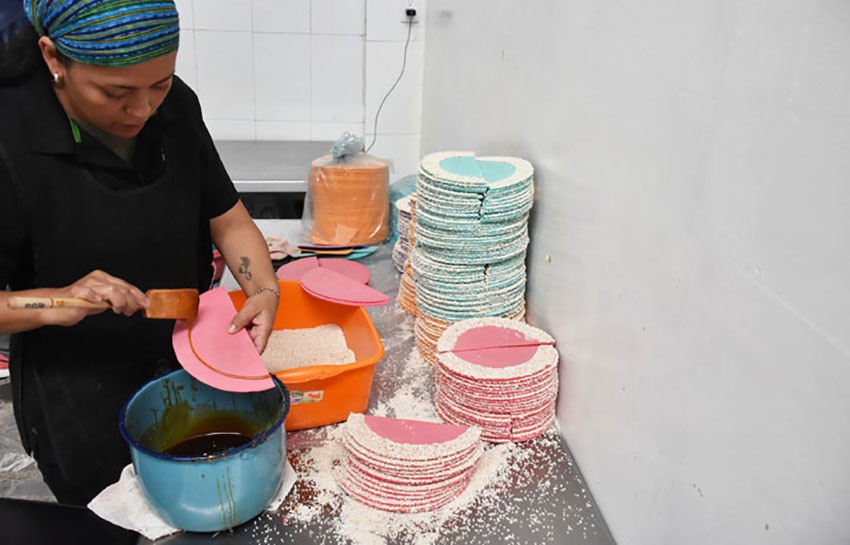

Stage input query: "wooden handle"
[{"left": 7, "top": 297, "right": 109, "bottom": 310}]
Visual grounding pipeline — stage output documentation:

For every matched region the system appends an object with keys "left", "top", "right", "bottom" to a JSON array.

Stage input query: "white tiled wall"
[
  {"left": 253, "top": 33, "right": 311, "bottom": 121},
  {"left": 194, "top": 30, "right": 255, "bottom": 121},
  {"left": 310, "top": 34, "right": 364, "bottom": 123},
  {"left": 174, "top": 0, "right": 425, "bottom": 181}
]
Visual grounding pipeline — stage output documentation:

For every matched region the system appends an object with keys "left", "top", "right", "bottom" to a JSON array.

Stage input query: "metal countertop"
[
  {"left": 141, "top": 220, "right": 615, "bottom": 545},
  {"left": 215, "top": 141, "right": 332, "bottom": 194}
]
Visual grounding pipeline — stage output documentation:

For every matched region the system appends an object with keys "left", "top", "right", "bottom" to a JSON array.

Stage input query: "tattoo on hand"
[{"left": 238, "top": 257, "right": 253, "bottom": 280}]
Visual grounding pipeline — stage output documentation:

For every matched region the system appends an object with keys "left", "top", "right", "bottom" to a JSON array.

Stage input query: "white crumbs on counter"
[
  {"left": 253, "top": 337, "right": 601, "bottom": 544},
  {"left": 371, "top": 350, "right": 439, "bottom": 422},
  {"left": 287, "top": 423, "right": 522, "bottom": 545}
]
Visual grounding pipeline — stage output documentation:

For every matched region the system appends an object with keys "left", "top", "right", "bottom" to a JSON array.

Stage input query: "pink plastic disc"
[
  {"left": 318, "top": 258, "right": 370, "bottom": 284},
  {"left": 275, "top": 256, "right": 371, "bottom": 285},
  {"left": 300, "top": 268, "right": 389, "bottom": 307},
  {"left": 172, "top": 287, "right": 274, "bottom": 392},
  {"left": 275, "top": 256, "right": 319, "bottom": 281}
]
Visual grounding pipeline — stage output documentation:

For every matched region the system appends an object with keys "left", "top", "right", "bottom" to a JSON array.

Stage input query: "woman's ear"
[{"left": 37, "top": 36, "right": 65, "bottom": 79}]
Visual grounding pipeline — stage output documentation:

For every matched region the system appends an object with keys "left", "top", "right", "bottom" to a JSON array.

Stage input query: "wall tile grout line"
[
  {"left": 248, "top": 0, "right": 257, "bottom": 141},
  {"left": 361, "top": 2, "right": 368, "bottom": 137},
  {"left": 189, "top": 0, "right": 198, "bottom": 90},
  {"left": 308, "top": 0, "right": 313, "bottom": 139}
]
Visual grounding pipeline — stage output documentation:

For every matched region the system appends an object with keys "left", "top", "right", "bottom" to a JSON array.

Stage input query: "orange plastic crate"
[{"left": 229, "top": 280, "right": 384, "bottom": 430}]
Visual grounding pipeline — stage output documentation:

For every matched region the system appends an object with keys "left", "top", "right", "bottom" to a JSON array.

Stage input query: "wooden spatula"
[{"left": 7, "top": 288, "right": 199, "bottom": 321}]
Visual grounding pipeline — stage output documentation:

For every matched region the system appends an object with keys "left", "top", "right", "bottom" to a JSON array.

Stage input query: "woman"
[{"left": 0, "top": 0, "right": 280, "bottom": 505}]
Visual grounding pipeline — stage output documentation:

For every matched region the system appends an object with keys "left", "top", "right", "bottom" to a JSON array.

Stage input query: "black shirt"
[{"left": 0, "top": 70, "right": 239, "bottom": 504}]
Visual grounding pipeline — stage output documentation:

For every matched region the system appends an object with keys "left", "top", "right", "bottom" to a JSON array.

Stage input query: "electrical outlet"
[{"left": 400, "top": 0, "right": 419, "bottom": 23}]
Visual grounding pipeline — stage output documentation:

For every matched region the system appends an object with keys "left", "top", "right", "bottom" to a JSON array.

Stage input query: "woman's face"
[{"left": 39, "top": 37, "right": 177, "bottom": 138}]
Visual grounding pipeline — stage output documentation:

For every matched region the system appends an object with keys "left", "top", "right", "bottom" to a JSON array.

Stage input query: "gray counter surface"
[
  {"left": 215, "top": 141, "right": 332, "bottom": 193},
  {"left": 141, "top": 220, "right": 615, "bottom": 545}
]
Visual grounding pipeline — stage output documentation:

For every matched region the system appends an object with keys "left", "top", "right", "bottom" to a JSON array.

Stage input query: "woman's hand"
[
  {"left": 227, "top": 289, "right": 278, "bottom": 354},
  {"left": 46, "top": 270, "right": 149, "bottom": 327},
  {"left": 211, "top": 201, "right": 279, "bottom": 354}
]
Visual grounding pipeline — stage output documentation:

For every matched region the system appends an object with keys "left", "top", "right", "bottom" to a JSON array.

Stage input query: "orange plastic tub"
[{"left": 229, "top": 280, "right": 384, "bottom": 431}]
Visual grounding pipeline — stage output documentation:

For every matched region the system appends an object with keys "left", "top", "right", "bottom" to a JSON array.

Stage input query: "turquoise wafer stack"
[{"left": 412, "top": 152, "right": 534, "bottom": 363}]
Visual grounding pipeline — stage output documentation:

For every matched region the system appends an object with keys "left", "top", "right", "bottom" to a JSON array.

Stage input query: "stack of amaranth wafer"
[
  {"left": 395, "top": 195, "right": 417, "bottom": 316},
  {"left": 392, "top": 195, "right": 415, "bottom": 273},
  {"left": 412, "top": 152, "right": 534, "bottom": 364},
  {"left": 435, "top": 318, "right": 558, "bottom": 443},
  {"left": 337, "top": 413, "right": 482, "bottom": 512},
  {"left": 397, "top": 262, "right": 417, "bottom": 316}
]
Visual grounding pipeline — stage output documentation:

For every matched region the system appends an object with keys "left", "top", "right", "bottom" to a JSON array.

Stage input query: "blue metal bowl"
[{"left": 119, "top": 369, "right": 290, "bottom": 532}]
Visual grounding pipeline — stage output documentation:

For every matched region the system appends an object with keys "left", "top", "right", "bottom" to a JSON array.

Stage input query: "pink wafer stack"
[
  {"left": 338, "top": 413, "right": 482, "bottom": 513},
  {"left": 435, "top": 318, "right": 559, "bottom": 443}
]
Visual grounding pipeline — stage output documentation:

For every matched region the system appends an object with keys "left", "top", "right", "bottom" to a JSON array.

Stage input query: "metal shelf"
[{"left": 215, "top": 140, "right": 332, "bottom": 193}]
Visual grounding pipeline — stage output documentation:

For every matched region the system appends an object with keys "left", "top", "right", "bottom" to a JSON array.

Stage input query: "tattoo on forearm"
[{"left": 238, "top": 257, "right": 253, "bottom": 280}]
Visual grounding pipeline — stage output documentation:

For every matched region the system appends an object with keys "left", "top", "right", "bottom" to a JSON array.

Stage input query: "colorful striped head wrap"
[{"left": 24, "top": 0, "right": 179, "bottom": 66}]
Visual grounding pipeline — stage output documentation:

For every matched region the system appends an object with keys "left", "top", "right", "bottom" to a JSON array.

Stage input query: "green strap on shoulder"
[{"left": 67, "top": 116, "right": 82, "bottom": 144}]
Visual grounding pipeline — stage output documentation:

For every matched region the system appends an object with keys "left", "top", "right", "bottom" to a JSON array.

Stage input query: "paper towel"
[{"left": 88, "top": 460, "right": 297, "bottom": 541}]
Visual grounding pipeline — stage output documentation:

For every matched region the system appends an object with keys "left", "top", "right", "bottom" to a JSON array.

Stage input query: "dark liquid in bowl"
[
  {"left": 164, "top": 431, "right": 253, "bottom": 457},
  {"left": 141, "top": 412, "right": 262, "bottom": 457}
]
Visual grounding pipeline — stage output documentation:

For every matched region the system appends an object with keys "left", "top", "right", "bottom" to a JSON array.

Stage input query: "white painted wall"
[
  {"left": 420, "top": 1, "right": 850, "bottom": 544},
  {"left": 173, "top": 0, "right": 425, "bottom": 180}
]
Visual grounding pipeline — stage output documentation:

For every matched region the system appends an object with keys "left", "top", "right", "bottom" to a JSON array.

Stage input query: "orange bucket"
[{"left": 229, "top": 280, "right": 384, "bottom": 431}]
